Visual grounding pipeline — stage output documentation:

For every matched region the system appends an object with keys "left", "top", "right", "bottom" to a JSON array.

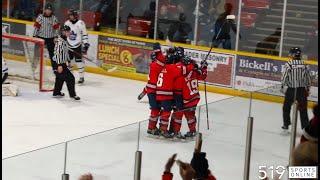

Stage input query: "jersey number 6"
[{"left": 157, "top": 73, "right": 164, "bottom": 87}]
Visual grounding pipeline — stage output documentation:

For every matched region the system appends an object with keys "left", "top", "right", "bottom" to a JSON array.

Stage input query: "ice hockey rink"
[{"left": 2, "top": 72, "right": 311, "bottom": 180}]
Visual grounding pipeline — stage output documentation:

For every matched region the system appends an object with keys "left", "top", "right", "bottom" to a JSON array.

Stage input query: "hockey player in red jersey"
[
  {"left": 143, "top": 43, "right": 166, "bottom": 135},
  {"left": 156, "top": 48, "right": 186, "bottom": 138},
  {"left": 170, "top": 47, "right": 188, "bottom": 139},
  {"left": 172, "top": 56, "right": 208, "bottom": 138}
]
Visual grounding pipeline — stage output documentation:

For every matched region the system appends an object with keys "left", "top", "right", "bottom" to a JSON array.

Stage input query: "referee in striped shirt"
[
  {"left": 281, "top": 47, "right": 311, "bottom": 130},
  {"left": 53, "top": 25, "right": 80, "bottom": 100},
  {"left": 33, "top": 3, "right": 60, "bottom": 70}
]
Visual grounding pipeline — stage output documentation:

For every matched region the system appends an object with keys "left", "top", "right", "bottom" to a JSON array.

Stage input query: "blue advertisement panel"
[{"left": 235, "top": 55, "right": 318, "bottom": 102}]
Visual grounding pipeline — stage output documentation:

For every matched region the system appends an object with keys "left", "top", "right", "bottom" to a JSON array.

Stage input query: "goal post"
[{"left": 2, "top": 33, "right": 55, "bottom": 92}]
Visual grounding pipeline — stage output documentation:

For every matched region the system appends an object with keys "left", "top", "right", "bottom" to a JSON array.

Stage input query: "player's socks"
[
  {"left": 148, "top": 109, "right": 160, "bottom": 130},
  {"left": 172, "top": 111, "right": 184, "bottom": 133},
  {"left": 185, "top": 111, "right": 197, "bottom": 132}
]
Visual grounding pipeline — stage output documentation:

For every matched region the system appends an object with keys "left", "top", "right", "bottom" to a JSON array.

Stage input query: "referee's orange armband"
[
  {"left": 34, "top": 22, "right": 41, "bottom": 29},
  {"left": 53, "top": 23, "right": 60, "bottom": 30}
]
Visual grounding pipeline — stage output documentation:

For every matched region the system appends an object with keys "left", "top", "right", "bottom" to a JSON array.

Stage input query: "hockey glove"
[
  {"left": 280, "top": 85, "right": 285, "bottom": 94},
  {"left": 200, "top": 60, "right": 208, "bottom": 69},
  {"left": 193, "top": 63, "right": 200, "bottom": 71},
  {"left": 153, "top": 42, "right": 161, "bottom": 52},
  {"left": 137, "top": 90, "right": 146, "bottom": 100},
  {"left": 82, "top": 43, "right": 90, "bottom": 54}
]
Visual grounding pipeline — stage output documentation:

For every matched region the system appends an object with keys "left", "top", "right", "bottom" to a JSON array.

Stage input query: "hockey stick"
[
  {"left": 202, "top": 15, "right": 236, "bottom": 130},
  {"left": 67, "top": 48, "right": 117, "bottom": 73},
  {"left": 203, "top": 46, "right": 212, "bottom": 130}
]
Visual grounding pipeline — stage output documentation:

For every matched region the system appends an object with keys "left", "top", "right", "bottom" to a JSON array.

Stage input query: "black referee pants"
[
  {"left": 44, "top": 38, "right": 57, "bottom": 70},
  {"left": 53, "top": 65, "right": 76, "bottom": 97},
  {"left": 35, "top": 37, "right": 57, "bottom": 70},
  {"left": 283, "top": 87, "right": 309, "bottom": 129}
]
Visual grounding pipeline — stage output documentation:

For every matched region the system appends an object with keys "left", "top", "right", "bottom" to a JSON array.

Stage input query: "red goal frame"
[{"left": 2, "top": 33, "right": 52, "bottom": 92}]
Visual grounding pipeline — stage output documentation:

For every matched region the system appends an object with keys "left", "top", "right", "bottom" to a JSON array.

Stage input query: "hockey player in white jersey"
[
  {"left": 2, "top": 57, "right": 8, "bottom": 84},
  {"left": 64, "top": 9, "right": 90, "bottom": 84},
  {"left": 2, "top": 57, "right": 19, "bottom": 96}
]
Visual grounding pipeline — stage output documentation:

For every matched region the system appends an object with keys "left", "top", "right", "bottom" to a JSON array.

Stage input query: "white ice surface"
[{"left": 2, "top": 72, "right": 311, "bottom": 180}]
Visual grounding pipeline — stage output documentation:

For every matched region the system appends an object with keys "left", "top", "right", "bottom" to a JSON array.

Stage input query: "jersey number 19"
[{"left": 187, "top": 79, "right": 199, "bottom": 95}]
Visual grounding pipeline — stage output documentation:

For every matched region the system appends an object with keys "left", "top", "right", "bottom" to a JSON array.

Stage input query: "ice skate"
[
  {"left": 280, "top": 125, "right": 290, "bottom": 136},
  {"left": 160, "top": 130, "right": 173, "bottom": 139},
  {"left": 147, "top": 128, "right": 160, "bottom": 137},
  {"left": 185, "top": 131, "right": 197, "bottom": 139},
  {"left": 71, "top": 95, "right": 81, "bottom": 101},
  {"left": 78, "top": 77, "right": 84, "bottom": 84},
  {"left": 173, "top": 132, "right": 186, "bottom": 141},
  {"left": 53, "top": 92, "right": 65, "bottom": 98}
]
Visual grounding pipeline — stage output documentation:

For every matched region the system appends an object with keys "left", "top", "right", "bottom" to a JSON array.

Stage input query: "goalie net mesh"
[{"left": 2, "top": 33, "right": 55, "bottom": 91}]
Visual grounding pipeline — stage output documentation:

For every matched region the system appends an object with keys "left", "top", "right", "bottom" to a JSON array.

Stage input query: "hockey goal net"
[{"left": 2, "top": 33, "right": 55, "bottom": 91}]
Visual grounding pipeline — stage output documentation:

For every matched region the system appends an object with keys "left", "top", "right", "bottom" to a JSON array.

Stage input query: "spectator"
[
  {"left": 190, "top": 152, "right": 216, "bottom": 180},
  {"left": 255, "top": 28, "right": 282, "bottom": 56},
  {"left": 300, "top": 103, "right": 319, "bottom": 143},
  {"left": 162, "top": 153, "right": 196, "bottom": 180},
  {"left": 162, "top": 153, "right": 217, "bottom": 180},
  {"left": 94, "top": 0, "right": 117, "bottom": 30},
  {"left": 143, "top": 1, "right": 164, "bottom": 39},
  {"left": 197, "top": 0, "right": 221, "bottom": 46},
  {"left": 143, "top": 1, "right": 156, "bottom": 21},
  {"left": 303, "top": 22, "right": 318, "bottom": 61},
  {"left": 291, "top": 141, "right": 318, "bottom": 166},
  {"left": 79, "top": 173, "right": 93, "bottom": 180},
  {"left": 212, "top": 3, "right": 238, "bottom": 50},
  {"left": 168, "top": 13, "right": 193, "bottom": 44},
  {"left": 11, "top": 0, "right": 38, "bottom": 21}
]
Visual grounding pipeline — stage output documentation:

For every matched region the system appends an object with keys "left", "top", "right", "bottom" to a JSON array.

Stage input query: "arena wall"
[{"left": 2, "top": 17, "right": 318, "bottom": 108}]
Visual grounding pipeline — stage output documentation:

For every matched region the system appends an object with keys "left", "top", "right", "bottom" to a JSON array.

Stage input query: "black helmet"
[
  {"left": 175, "top": 47, "right": 184, "bottom": 59},
  {"left": 60, "top": 25, "right": 71, "bottom": 32},
  {"left": 44, "top": 3, "right": 53, "bottom": 11},
  {"left": 289, "top": 47, "right": 301, "bottom": 58},
  {"left": 179, "top": 13, "right": 186, "bottom": 22},
  {"left": 182, "top": 56, "right": 192, "bottom": 65},
  {"left": 68, "top": 9, "right": 78, "bottom": 17},
  {"left": 167, "top": 47, "right": 175, "bottom": 55}
]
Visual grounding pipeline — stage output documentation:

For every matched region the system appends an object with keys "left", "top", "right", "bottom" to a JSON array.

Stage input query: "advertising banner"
[
  {"left": 97, "top": 35, "right": 235, "bottom": 87},
  {"left": 162, "top": 46, "right": 235, "bottom": 88},
  {"left": 97, "top": 36, "right": 153, "bottom": 74},
  {"left": 235, "top": 56, "right": 318, "bottom": 101},
  {"left": 2, "top": 22, "right": 27, "bottom": 56}
]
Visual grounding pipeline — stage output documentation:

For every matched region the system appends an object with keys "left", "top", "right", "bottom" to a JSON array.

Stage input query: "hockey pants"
[
  {"left": 53, "top": 65, "right": 76, "bottom": 97},
  {"left": 69, "top": 46, "right": 85, "bottom": 79}
]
